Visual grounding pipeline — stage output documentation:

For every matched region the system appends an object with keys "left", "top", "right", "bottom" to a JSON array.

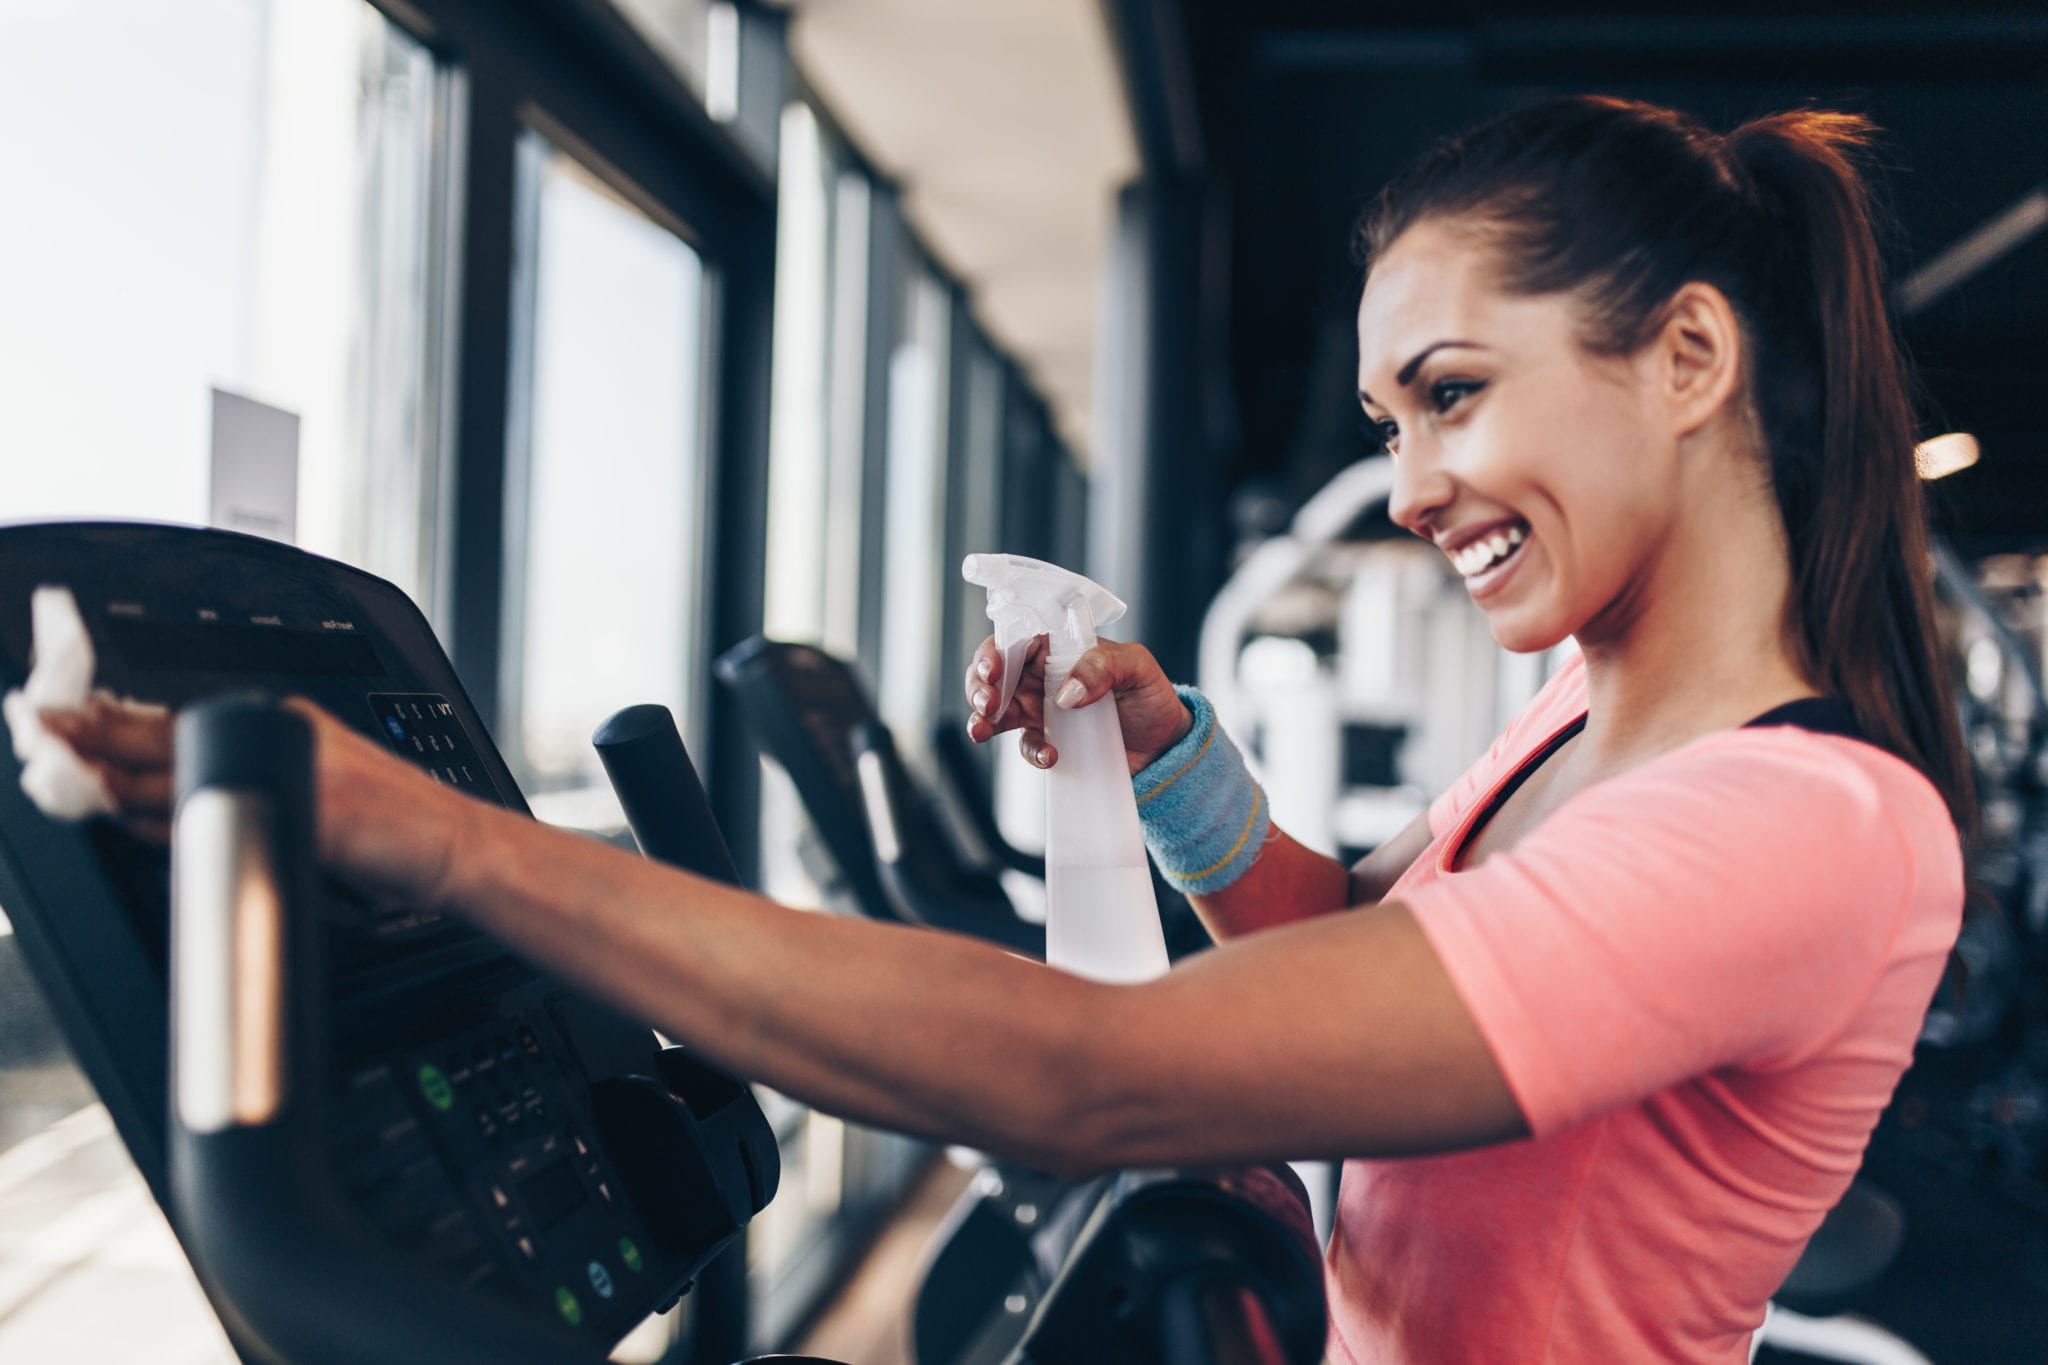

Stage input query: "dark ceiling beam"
[
  {"left": 1897, "top": 187, "right": 2048, "bottom": 316},
  {"left": 1097, "top": 0, "right": 1204, "bottom": 179},
  {"left": 1258, "top": 15, "right": 2048, "bottom": 82}
]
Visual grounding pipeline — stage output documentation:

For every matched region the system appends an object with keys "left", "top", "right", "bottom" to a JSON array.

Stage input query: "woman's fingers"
[
  {"left": 965, "top": 637, "right": 1004, "bottom": 739},
  {"left": 39, "top": 696, "right": 175, "bottom": 835},
  {"left": 42, "top": 694, "right": 172, "bottom": 770},
  {"left": 1050, "top": 644, "right": 1118, "bottom": 709},
  {"left": 96, "top": 762, "right": 173, "bottom": 817},
  {"left": 1018, "top": 729, "right": 1057, "bottom": 769},
  {"left": 965, "top": 638, "right": 998, "bottom": 706},
  {"left": 1048, "top": 639, "right": 1158, "bottom": 710},
  {"left": 964, "top": 633, "right": 1053, "bottom": 742}
]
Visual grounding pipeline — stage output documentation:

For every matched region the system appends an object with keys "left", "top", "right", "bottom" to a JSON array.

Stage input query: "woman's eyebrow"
[{"left": 1358, "top": 339, "right": 1488, "bottom": 407}]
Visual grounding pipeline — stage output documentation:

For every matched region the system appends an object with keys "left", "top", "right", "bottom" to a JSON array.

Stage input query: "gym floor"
[{"left": 796, "top": 1160, "right": 972, "bottom": 1365}]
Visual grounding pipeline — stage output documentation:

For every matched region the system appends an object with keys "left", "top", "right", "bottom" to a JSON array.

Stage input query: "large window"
[
  {"left": 501, "top": 132, "right": 715, "bottom": 831},
  {"left": 942, "top": 340, "right": 1008, "bottom": 723},
  {"left": 0, "top": 0, "right": 453, "bottom": 612},
  {"left": 751, "top": 99, "right": 938, "bottom": 1346},
  {"left": 762, "top": 103, "right": 870, "bottom": 668},
  {"left": 876, "top": 264, "right": 954, "bottom": 744}
]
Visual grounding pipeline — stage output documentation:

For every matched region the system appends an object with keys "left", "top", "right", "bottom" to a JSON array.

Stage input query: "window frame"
[{"left": 367, "top": 0, "right": 781, "bottom": 881}]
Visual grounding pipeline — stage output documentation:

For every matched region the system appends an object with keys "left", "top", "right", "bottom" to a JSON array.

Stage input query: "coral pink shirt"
[{"left": 1325, "top": 654, "right": 1963, "bottom": 1364}]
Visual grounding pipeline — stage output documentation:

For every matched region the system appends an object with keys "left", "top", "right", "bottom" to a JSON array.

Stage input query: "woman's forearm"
[
  {"left": 440, "top": 800, "right": 1117, "bottom": 1171},
  {"left": 1184, "top": 825, "right": 1356, "bottom": 940},
  {"left": 1181, "top": 805, "right": 1437, "bottom": 941}
]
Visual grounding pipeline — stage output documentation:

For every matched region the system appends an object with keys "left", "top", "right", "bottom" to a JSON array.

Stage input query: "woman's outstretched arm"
[
  {"left": 442, "top": 785, "right": 1524, "bottom": 1174},
  {"left": 52, "top": 695, "right": 1523, "bottom": 1175}
]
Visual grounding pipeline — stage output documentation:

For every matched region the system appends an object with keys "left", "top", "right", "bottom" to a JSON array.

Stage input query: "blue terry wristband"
[{"left": 1132, "top": 686, "right": 1269, "bottom": 895}]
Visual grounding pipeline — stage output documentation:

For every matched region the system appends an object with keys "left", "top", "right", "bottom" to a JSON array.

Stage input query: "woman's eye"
[
  {"left": 1430, "top": 379, "right": 1485, "bottom": 414},
  {"left": 1359, "top": 414, "right": 1400, "bottom": 453}
]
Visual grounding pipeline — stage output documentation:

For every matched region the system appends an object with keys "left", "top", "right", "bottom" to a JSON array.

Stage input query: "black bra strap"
[{"left": 1743, "top": 696, "right": 1867, "bottom": 742}]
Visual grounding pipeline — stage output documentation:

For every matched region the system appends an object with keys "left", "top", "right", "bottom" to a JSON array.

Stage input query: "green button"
[
  {"left": 554, "top": 1286, "right": 583, "bottom": 1326},
  {"left": 618, "top": 1237, "right": 643, "bottom": 1273},
  {"left": 416, "top": 1064, "right": 453, "bottom": 1112}
]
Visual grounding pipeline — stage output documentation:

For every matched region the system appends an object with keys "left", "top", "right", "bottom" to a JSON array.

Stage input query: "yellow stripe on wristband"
[
  {"left": 1182, "top": 786, "right": 1266, "bottom": 883},
  {"left": 1136, "top": 724, "right": 1217, "bottom": 805}
]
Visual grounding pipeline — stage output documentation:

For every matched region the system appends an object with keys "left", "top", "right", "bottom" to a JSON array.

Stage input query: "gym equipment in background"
[
  {"left": 714, "top": 636, "right": 1045, "bottom": 956},
  {"left": 714, "top": 637, "right": 1211, "bottom": 963},
  {"left": 928, "top": 720, "right": 1046, "bottom": 880}
]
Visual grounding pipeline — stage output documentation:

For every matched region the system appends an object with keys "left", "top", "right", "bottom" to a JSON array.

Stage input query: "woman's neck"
[{"left": 1571, "top": 476, "right": 1813, "bottom": 776}]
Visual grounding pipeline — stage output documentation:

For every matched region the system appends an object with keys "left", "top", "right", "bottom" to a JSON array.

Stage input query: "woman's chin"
[{"left": 1483, "top": 605, "right": 1570, "bottom": 655}]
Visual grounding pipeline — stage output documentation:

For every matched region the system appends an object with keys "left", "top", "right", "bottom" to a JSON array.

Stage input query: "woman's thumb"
[{"left": 1050, "top": 646, "right": 1114, "bottom": 709}]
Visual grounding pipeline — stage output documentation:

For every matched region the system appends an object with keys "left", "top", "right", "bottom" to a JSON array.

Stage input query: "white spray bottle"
[{"left": 962, "top": 553, "right": 1170, "bottom": 984}]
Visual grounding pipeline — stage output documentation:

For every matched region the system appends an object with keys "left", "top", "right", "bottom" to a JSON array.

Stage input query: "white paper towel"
[{"left": 3, "top": 587, "right": 117, "bottom": 820}]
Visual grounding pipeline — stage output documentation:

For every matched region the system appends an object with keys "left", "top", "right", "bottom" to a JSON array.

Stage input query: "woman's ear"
[{"left": 1655, "top": 281, "right": 1746, "bottom": 441}]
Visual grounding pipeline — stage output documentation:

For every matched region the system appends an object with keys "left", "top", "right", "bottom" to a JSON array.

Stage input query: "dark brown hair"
[{"left": 1358, "top": 95, "right": 1975, "bottom": 841}]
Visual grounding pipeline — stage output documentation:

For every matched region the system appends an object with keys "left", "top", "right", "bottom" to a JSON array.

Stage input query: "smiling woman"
[{"left": 1314, "top": 94, "right": 1974, "bottom": 1361}]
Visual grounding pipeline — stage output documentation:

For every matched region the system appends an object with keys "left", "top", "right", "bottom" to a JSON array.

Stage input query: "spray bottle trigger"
[{"left": 991, "top": 631, "right": 1033, "bottom": 724}]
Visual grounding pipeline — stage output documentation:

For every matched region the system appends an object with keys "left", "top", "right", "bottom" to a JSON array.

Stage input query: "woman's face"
[{"left": 1358, "top": 220, "right": 1684, "bottom": 653}]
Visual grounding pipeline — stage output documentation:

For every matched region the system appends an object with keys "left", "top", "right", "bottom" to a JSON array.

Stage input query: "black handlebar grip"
[
  {"left": 592, "top": 704, "right": 742, "bottom": 887},
  {"left": 171, "top": 698, "right": 594, "bottom": 1364},
  {"left": 175, "top": 694, "right": 315, "bottom": 827}
]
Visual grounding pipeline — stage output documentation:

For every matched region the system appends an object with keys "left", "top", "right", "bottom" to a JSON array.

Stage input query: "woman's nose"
[{"left": 1386, "top": 453, "right": 1454, "bottom": 538}]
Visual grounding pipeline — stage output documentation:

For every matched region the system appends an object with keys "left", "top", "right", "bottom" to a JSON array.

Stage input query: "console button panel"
[
  {"left": 367, "top": 693, "right": 505, "bottom": 801},
  {"left": 328, "top": 1008, "right": 659, "bottom": 1338}
]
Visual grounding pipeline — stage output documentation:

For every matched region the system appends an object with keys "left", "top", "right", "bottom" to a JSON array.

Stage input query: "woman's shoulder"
[
  {"left": 1602, "top": 721, "right": 1963, "bottom": 907},
  {"left": 1689, "top": 717, "right": 1951, "bottom": 823}
]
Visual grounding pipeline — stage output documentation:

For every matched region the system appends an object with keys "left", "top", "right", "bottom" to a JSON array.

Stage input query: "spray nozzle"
[{"left": 962, "top": 554, "right": 1127, "bottom": 721}]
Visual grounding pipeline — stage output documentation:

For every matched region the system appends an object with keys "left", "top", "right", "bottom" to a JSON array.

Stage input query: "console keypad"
[{"left": 367, "top": 693, "right": 504, "bottom": 800}]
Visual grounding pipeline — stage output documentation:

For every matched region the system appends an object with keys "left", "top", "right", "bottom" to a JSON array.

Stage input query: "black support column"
[
  {"left": 1090, "top": 175, "right": 1220, "bottom": 679},
  {"left": 1092, "top": 0, "right": 1225, "bottom": 680}
]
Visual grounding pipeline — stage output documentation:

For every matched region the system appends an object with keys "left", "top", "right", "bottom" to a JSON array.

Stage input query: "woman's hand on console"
[
  {"left": 42, "top": 693, "right": 479, "bottom": 914},
  {"left": 40, "top": 693, "right": 176, "bottom": 841},
  {"left": 279, "top": 698, "right": 480, "bottom": 913}
]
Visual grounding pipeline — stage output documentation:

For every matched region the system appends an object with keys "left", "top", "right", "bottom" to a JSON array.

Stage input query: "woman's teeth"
[{"left": 1451, "top": 525, "right": 1527, "bottom": 578}]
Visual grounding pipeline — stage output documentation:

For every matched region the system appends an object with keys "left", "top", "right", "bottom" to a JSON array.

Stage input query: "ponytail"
[
  {"left": 1728, "top": 113, "right": 1976, "bottom": 844},
  {"left": 1359, "top": 97, "right": 1976, "bottom": 842}
]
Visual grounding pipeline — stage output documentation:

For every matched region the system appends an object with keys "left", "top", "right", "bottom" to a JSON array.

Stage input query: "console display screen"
[{"left": 103, "top": 616, "right": 382, "bottom": 678}]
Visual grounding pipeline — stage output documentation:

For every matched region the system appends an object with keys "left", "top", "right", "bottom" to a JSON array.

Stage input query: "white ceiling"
[{"left": 784, "top": 0, "right": 1138, "bottom": 460}]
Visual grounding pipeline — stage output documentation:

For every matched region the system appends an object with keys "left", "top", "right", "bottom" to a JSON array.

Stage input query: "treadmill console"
[{"left": 0, "top": 523, "right": 777, "bottom": 1356}]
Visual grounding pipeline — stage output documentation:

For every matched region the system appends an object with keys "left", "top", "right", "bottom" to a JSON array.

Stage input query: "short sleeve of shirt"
[
  {"left": 1405, "top": 729, "right": 1950, "bottom": 1137},
  {"left": 1428, "top": 652, "right": 1589, "bottom": 840}
]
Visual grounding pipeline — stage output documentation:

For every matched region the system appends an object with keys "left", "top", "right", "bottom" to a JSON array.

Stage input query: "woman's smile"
[
  {"left": 1458, "top": 524, "right": 1531, "bottom": 599},
  {"left": 1442, "top": 519, "right": 1529, "bottom": 579}
]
